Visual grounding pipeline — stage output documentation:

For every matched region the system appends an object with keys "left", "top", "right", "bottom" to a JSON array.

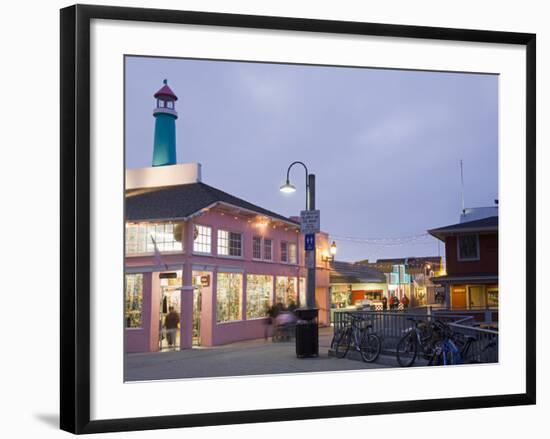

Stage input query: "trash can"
[{"left": 295, "top": 308, "right": 319, "bottom": 358}]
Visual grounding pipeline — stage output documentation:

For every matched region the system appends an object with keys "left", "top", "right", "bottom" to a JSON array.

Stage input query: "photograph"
[{"left": 123, "top": 55, "right": 499, "bottom": 382}]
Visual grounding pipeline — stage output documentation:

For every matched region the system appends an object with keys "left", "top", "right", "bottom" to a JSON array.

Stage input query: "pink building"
[
  {"left": 124, "top": 164, "right": 332, "bottom": 353},
  {"left": 124, "top": 81, "right": 331, "bottom": 353}
]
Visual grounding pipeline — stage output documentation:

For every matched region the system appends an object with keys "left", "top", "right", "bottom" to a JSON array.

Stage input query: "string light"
[{"left": 330, "top": 233, "right": 436, "bottom": 247}]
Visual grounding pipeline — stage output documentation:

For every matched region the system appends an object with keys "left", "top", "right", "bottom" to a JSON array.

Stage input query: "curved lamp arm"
[{"left": 285, "top": 161, "right": 309, "bottom": 210}]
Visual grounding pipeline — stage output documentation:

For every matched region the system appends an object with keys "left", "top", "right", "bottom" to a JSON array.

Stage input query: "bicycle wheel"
[
  {"left": 359, "top": 333, "right": 381, "bottom": 363},
  {"left": 330, "top": 328, "right": 345, "bottom": 350},
  {"left": 334, "top": 329, "right": 352, "bottom": 359},
  {"left": 396, "top": 331, "right": 418, "bottom": 367}
]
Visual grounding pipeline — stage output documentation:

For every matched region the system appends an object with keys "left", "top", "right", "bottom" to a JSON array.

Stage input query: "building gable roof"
[
  {"left": 330, "top": 261, "right": 387, "bottom": 284},
  {"left": 126, "top": 182, "right": 299, "bottom": 225},
  {"left": 428, "top": 216, "right": 498, "bottom": 241}
]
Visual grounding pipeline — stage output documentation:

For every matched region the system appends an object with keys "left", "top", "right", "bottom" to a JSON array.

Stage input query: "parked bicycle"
[
  {"left": 396, "top": 317, "right": 448, "bottom": 367},
  {"left": 432, "top": 325, "right": 498, "bottom": 365},
  {"left": 332, "top": 313, "right": 381, "bottom": 363}
]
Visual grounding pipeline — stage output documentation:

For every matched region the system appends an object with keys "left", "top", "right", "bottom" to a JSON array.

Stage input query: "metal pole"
[{"left": 306, "top": 174, "right": 316, "bottom": 309}]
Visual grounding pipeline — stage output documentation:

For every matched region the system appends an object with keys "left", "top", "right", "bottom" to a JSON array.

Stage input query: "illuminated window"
[
  {"left": 487, "top": 287, "right": 499, "bottom": 307},
  {"left": 288, "top": 243, "right": 297, "bottom": 264},
  {"left": 125, "top": 223, "right": 183, "bottom": 255},
  {"left": 299, "top": 277, "right": 306, "bottom": 307},
  {"left": 216, "top": 273, "right": 243, "bottom": 322},
  {"left": 275, "top": 276, "right": 298, "bottom": 307},
  {"left": 246, "top": 275, "right": 273, "bottom": 319},
  {"left": 218, "top": 230, "right": 242, "bottom": 257},
  {"left": 280, "top": 242, "right": 288, "bottom": 262},
  {"left": 263, "top": 239, "right": 272, "bottom": 260},
  {"left": 252, "top": 237, "right": 262, "bottom": 259},
  {"left": 193, "top": 225, "right": 212, "bottom": 253},
  {"left": 125, "top": 274, "right": 143, "bottom": 328},
  {"left": 458, "top": 234, "right": 479, "bottom": 260}
]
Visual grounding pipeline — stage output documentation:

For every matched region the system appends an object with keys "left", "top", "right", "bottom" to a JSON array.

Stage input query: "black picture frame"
[{"left": 60, "top": 4, "right": 536, "bottom": 434}]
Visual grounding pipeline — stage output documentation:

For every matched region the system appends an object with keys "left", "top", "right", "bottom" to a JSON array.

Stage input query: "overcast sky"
[{"left": 125, "top": 56, "right": 498, "bottom": 263}]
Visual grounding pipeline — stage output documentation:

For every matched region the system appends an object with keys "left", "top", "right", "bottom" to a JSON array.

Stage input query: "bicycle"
[
  {"left": 332, "top": 313, "right": 381, "bottom": 363},
  {"left": 396, "top": 317, "right": 447, "bottom": 367},
  {"left": 434, "top": 328, "right": 498, "bottom": 365}
]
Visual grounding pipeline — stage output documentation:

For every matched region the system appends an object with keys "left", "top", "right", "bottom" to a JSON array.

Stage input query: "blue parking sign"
[{"left": 305, "top": 233, "right": 315, "bottom": 251}]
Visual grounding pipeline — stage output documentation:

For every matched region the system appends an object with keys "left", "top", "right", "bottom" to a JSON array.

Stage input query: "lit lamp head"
[
  {"left": 330, "top": 241, "right": 337, "bottom": 256},
  {"left": 322, "top": 241, "right": 337, "bottom": 263},
  {"left": 279, "top": 179, "right": 297, "bottom": 194}
]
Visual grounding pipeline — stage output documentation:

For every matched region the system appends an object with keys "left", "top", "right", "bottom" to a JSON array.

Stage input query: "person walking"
[{"left": 164, "top": 306, "right": 180, "bottom": 349}]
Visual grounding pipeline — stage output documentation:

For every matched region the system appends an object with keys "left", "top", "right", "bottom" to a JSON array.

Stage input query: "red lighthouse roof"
[{"left": 154, "top": 79, "right": 178, "bottom": 100}]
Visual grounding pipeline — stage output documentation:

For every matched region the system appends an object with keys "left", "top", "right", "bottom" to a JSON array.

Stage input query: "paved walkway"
[{"left": 125, "top": 327, "right": 401, "bottom": 382}]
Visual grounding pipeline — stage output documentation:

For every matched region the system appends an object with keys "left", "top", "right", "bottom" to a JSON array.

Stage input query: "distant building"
[
  {"left": 428, "top": 216, "right": 498, "bottom": 310},
  {"left": 357, "top": 257, "right": 444, "bottom": 306},
  {"left": 357, "top": 256, "right": 443, "bottom": 275},
  {"left": 329, "top": 261, "right": 387, "bottom": 313}
]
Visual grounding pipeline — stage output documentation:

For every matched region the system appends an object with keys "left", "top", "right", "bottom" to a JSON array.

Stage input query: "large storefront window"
[
  {"left": 468, "top": 285, "right": 486, "bottom": 308},
  {"left": 487, "top": 286, "right": 499, "bottom": 307},
  {"left": 299, "top": 277, "right": 306, "bottom": 307},
  {"left": 246, "top": 275, "right": 273, "bottom": 319},
  {"left": 331, "top": 285, "right": 352, "bottom": 308},
  {"left": 125, "top": 223, "right": 183, "bottom": 255},
  {"left": 275, "top": 276, "right": 297, "bottom": 307},
  {"left": 217, "top": 273, "right": 243, "bottom": 322},
  {"left": 125, "top": 274, "right": 143, "bottom": 328}
]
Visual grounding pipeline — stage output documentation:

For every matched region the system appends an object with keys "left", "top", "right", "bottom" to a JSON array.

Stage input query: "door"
[
  {"left": 192, "top": 285, "right": 202, "bottom": 346},
  {"left": 451, "top": 286, "right": 467, "bottom": 310},
  {"left": 468, "top": 285, "right": 486, "bottom": 309},
  {"left": 159, "top": 284, "right": 181, "bottom": 351}
]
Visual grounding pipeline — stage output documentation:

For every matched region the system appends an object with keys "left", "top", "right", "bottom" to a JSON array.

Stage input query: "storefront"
[
  {"left": 329, "top": 261, "right": 388, "bottom": 320},
  {"left": 450, "top": 284, "right": 499, "bottom": 309}
]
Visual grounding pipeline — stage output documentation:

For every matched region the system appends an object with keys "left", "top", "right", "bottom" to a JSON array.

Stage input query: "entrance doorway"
[
  {"left": 159, "top": 272, "right": 182, "bottom": 351},
  {"left": 468, "top": 285, "right": 486, "bottom": 308},
  {"left": 451, "top": 286, "right": 467, "bottom": 309},
  {"left": 192, "top": 271, "right": 211, "bottom": 347}
]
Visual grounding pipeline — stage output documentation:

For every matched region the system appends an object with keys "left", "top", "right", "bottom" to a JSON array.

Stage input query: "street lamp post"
[
  {"left": 280, "top": 161, "right": 316, "bottom": 309},
  {"left": 280, "top": 162, "right": 319, "bottom": 358}
]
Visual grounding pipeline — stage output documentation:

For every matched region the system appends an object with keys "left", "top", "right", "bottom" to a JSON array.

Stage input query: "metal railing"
[
  {"left": 447, "top": 322, "right": 499, "bottom": 363},
  {"left": 332, "top": 309, "right": 498, "bottom": 362}
]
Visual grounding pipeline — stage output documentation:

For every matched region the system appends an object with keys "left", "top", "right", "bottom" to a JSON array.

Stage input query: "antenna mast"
[{"left": 460, "top": 159, "right": 465, "bottom": 213}]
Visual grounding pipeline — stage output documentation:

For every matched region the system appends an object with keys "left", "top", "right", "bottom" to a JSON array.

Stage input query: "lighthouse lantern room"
[{"left": 152, "top": 79, "right": 178, "bottom": 167}]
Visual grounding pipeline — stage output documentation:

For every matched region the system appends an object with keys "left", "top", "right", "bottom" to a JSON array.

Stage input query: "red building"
[{"left": 428, "top": 216, "right": 498, "bottom": 310}]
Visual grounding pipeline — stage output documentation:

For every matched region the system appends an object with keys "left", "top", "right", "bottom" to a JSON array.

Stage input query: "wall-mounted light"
[
  {"left": 253, "top": 216, "right": 270, "bottom": 228},
  {"left": 322, "top": 241, "right": 337, "bottom": 262}
]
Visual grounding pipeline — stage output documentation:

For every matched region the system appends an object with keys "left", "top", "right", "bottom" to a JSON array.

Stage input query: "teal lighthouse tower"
[{"left": 152, "top": 79, "right": 178, "bottom": 166}]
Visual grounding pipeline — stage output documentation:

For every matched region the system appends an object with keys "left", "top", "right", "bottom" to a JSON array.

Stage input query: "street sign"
[
  {"left": 300, "top": 209, "right": 320, "bottom": 234},
  {"left": 304, "top": 233, "right": 315, "bottom": 251}
]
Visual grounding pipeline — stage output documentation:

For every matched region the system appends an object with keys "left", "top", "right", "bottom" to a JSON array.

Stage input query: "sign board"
[
  {"left": 304, "top": 233, "right": 315, "bottom": 251},
  {"left": 300, "top": 209, "right": 320, "bottom": 234},
  {"left": 200, "top": 275, "right": 210, "bottom": 287},
  {"left": 159, "top": 272, "right": 178, "bottom": 279}
]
